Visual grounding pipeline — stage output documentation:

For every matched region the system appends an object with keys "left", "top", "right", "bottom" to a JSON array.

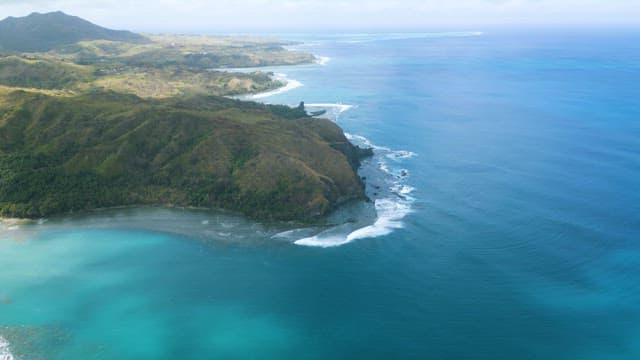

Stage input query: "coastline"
[
  {"left": 242, "top": 73, "right": 303, "bottom": 100},
  {"left": 0, "top": 42, "right": 413, "bottom": 247}
]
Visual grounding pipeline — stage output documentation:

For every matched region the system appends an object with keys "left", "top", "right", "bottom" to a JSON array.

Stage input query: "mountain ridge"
[{"left": 0, "top": 11, "right": 149, "bottom": 52}]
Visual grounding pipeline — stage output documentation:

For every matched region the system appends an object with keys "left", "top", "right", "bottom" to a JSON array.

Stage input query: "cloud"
[{"left": 0, "top": 0, "right": 638, "bottom": 31}]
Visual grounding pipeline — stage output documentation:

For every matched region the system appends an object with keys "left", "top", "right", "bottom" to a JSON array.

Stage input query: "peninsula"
[{"left": 0, "top": 12, "right": 371, "bottom": 221}]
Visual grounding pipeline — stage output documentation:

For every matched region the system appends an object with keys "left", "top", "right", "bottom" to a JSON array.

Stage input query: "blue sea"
[{"left": 2, "top": 29, "right": 640, "bottom": 359}]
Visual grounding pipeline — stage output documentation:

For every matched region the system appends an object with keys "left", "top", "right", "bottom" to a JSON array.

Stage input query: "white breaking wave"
[
  {"left": 315, "top": 56, "right": 331, "bottom": 65},
  {"left": 295, "top": 127, "right": 417, "bottom": 247},
  {"left": 390, "top": 184, "right": 416, "bottom": 200},
  {"left": 0, "top": 337, "right": 14, "bottom": 360},
  {"left": 386, "top": 150, "right": 417, "bottom": 160},
  {"left": 346, "top": 198, "right": 413, "bottom": 241},
  {"left": 271, "top": 228, "right": 316, "bottom": 240},
  {"left": 294, "top": 234, "right": 352, "bottom": 248},
  {"left": 294, "top": 198, "right": 414, "bottom": 248},
  {"left": 305, "top": 103, "right": 354, "bottom": 116},
  {"left": 346, "top": 133, "right": 417, "bottom": 160},
  {"left": 247, "top": 73, "right": 303, "bottom": 100}
]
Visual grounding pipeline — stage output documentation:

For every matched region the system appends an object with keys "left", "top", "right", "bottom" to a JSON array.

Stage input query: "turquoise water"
[{"left": 2, "top": 29, "right": 640, "bottom": 359}]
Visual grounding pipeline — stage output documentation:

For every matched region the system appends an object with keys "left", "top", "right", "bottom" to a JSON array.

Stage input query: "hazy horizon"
[{"left": 1, "top": 0, "right": 639, "bottom": 33}]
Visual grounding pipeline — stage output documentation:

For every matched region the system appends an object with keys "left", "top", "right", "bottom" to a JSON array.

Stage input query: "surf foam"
[
  {"left": 315, "top": 56, "right": 331, "bottom": 65},
  {"left": 294, "top": 197, "right": 414, "bottom": 248},
  {"left": 248, "top": 73, "right": 303, "bottom": 100},
  {"left": 346, "top": 134, "right": 417, "bottom": 160},
  {"left": 305, "top": 103, "right": 354, "bottom": 121},
  {"left": 294, "top": 234, "right": 352, "bottom": 248},
  {"left": 0, "top": 337, "right": 14, "bottom": 360},
  {"left": 346, "top": 198, "right": 413, "bottom": 241},
  {"left": 295, "top": 128, "right": 417, "bottom": 247},
  {"left": 305, "top": 103, "right": 353, "bottom": 113}
]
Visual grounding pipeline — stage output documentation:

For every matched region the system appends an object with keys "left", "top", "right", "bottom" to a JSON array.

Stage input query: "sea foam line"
[
  {"left": 247, "top": 73, "right": 303, "bottom": 100},
  {"left": 295, "top": 126, "right": 417, "bottom": 247},
  {"left": 305, "top": 103, "right": 354, "bottom": 114},
  {"left": 294, "top": 197, "right": 414, "bottom": 248},
  {"left": 346, "top": 133, "right": 417, "bottom": 160},
  {"left": 0, "top": 336, "right": 14, "bottom": 360},
  {"left": 315, "top": 56, "right": 331, "bottom": 65}
]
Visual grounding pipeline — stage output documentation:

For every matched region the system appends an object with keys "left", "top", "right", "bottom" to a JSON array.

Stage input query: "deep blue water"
[{"left": 2, "top": 29, "right": 640, "bottom": 359}]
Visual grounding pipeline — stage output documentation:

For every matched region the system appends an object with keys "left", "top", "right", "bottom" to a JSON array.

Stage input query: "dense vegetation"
[
  {"left": 0, "top": 11, "right": 148, "bottom": 52},
  {"left": 0, "top": 12, "right": 369, "bottom": 222},
  {"left": 0, "top": 90, "right": 369, "bottom": 221}
]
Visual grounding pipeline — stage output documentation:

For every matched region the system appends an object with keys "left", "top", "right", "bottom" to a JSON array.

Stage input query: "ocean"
[{"left": 1, "top": 29, "right": 640, "bottom": 359}]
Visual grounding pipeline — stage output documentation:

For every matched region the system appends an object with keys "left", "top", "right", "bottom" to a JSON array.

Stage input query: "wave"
[
  {"left": 304, "top": 103, "right": 354, "bottom": 119},
  {"left": 294, "top": 197, "right": 414, "bottom": 248},
  {"left": 314, "top": 56, "right": 331, "bottom": 65},
  {"left": 294, "top": 233, "right": 352, "bottom": 248},
  {"left": 390, "top": 185, "right": 416, "bottom": 202},
  {"left": 0, "top": 336, "right": 14, "bottom": 360},
  {"left": 271, "top": 228, "right": 318, "bottom": 240},
  {"left": 346, "top": 198, "right": 413, "bottom": 241},
  {"left": 346, "top": 133, "right": 417, "bottom": 160},
  {"left": 246, "top": 73, "right": 303, "bottom": 100},
  {"left": 295, "top": 129, "right": 417, "bottom": 247}
]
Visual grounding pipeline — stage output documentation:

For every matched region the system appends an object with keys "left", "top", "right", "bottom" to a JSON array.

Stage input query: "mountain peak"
[{"left": 0, "top": 11, "right": 149, "bottom": 52}]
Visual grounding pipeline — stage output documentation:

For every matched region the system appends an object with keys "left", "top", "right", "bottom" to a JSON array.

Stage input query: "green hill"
[
  {"left": 0, "top": 11, "right": 149, "bottom": 52},
  {"left": 0, "top": 54, "right": 287, "bottom": 97},
  {"left": 0, "top": 89, "right": 369, "bottom": 221},
  {"left": 0, "top": 12, "right": 368, "bottom": 222},
  {"left": 0, "top": 55, "right": 92, "bottom": 89}
]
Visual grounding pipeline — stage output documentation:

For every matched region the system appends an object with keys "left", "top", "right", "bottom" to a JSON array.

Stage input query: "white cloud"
[{"left": 0, "top": 0, "right": 638, "bottom": 32}]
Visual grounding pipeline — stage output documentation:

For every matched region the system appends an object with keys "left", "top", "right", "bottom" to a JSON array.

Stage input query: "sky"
[{"left": 0, "top": 0, "right": 638, "bottom": 32}]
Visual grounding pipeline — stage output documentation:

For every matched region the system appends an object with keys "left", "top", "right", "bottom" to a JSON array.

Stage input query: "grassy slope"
[
  {"left": 0, "top": 90, "right": 366, "bottom": 221},
  {"left": 0, "top": 55, "right": 92, "bottom": 89},
  {"left": 0, "top": 54, "right": 288, "bottom": 98},
  {"left": 63, "top": 35, "right": 314, "bottom": 69},
  {"left": 0, "top": 32, "right": 314, "bottom": 98},
  {"left": 0, "top": 12, "right": 314, "bottom": 98},
  {"left": 89, "top": 68, "right": 283, "bottom": 98}
]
